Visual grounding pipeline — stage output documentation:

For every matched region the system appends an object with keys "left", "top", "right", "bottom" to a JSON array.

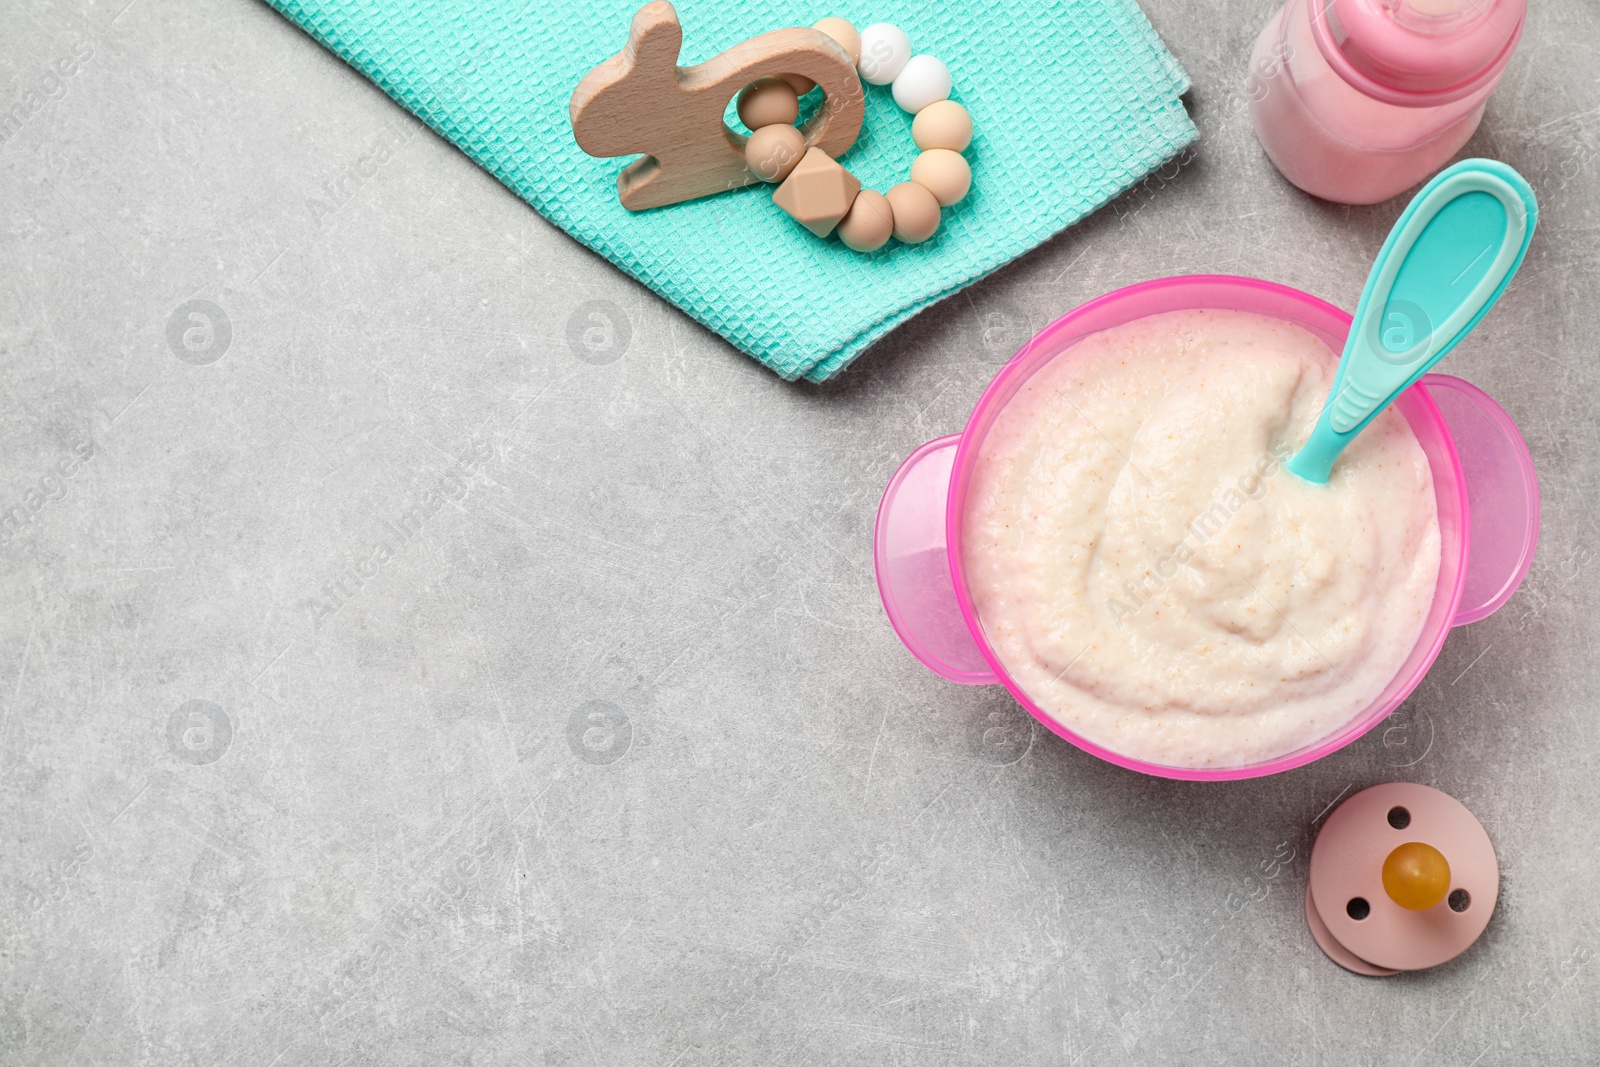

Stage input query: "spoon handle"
[{"left": 1288, "top": 159, "right": 1538, "bottom": 484}]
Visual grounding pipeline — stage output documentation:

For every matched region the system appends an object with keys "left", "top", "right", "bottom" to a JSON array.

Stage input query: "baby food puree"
[{"left": 963, "top": 309, "right": 1441, "bottom": 768}]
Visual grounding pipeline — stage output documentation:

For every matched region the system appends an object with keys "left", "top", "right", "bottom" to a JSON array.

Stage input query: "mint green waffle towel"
[{"left": 266, "top": 0, "right": 1195, "bottom": 381}]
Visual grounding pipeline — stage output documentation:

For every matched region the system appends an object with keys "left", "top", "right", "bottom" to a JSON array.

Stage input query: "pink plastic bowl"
[{"left": 874, "top": 275, "right": 1540, "bottom": 780}]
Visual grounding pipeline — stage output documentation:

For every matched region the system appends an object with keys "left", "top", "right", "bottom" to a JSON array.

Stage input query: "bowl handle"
[
  {"left": 874, "top": 436, "right": 1000, "bottom": 685},
  {"left": 1421, "top": 374, "right": 1541, "bottom": 626}
]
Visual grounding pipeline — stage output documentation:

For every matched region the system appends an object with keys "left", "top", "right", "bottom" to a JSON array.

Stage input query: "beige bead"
[
  {"left": 773, "top": 147, "right": 862, "bottom": 238},
  {"left": 745, "top": 124, "right": 806, "bottom": 182},
  {"left": 886, "top": 181, "right": 940, "bottom": 243},
  {"left": 912, "top": 100, "right": 972, "bottom": 152},
  {"left": 836, "top": 189, "right": 894, "bottom": 252},
  {"left": 737, "top": 78, "right": 799, "bottom": 130},
  {"left": 910, "top": 149, "right": 972, "bottom": 206},
  {"left": 778, "top": 72, "right": 816, "bottom": 95},
  {"left": 812, "top": 17, "right": 861, "bottom": 66}
]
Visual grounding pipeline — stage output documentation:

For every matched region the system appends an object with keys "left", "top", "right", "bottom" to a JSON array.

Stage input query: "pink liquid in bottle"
[{"left": 1248, "top": 0, "right": 1526, "bottom": 205}]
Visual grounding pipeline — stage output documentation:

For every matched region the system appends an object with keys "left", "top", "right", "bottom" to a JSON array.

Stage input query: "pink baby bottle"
[{"left": 1247, "top": 0, "right": 1526, "bottom": 204}]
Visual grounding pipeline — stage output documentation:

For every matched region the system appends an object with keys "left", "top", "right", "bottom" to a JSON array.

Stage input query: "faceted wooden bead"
[{"left": 773, "top": 147, "right": 862, "bottom": 238}]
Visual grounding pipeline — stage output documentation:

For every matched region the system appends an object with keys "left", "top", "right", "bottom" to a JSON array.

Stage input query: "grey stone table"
[{"left": 3, "top": 1, "right": 1597, "bottom": 1064}]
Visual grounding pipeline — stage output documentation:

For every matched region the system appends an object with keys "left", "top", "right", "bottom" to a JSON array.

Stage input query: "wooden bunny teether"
[{"left": 569, "top": 1, "right": 864, "bottom": 210}]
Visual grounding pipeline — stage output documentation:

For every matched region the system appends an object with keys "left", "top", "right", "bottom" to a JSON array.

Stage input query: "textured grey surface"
[{"left": 2, "top": 0, "right": 1598, "bottom": 1063}]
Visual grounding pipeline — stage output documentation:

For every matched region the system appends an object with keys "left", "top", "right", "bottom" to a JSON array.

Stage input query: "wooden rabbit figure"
[{"left": 569, "top": 1, "right": 864, "bottom": 210}]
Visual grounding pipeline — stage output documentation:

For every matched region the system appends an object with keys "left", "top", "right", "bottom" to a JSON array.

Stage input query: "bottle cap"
[{"left": 1311, "top": 0, "right": 1527, "bottom": 106}]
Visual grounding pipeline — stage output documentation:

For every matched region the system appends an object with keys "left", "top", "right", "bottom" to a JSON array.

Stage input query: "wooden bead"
[
  {"left": 779, "top": 73, "right": 816, "bottom": 96},
  {"left": 737, "top": 77, "right": 799, "bottom": 130},
  {"left": 745, "top": 124, "right": 806, "bottom": 182},
  {"left": 886, "top": 181, "right": 940, "bottom": 243},
  {"left": 910, "top": 149, "right": 971, "bottom": 206},
  {"left": 891, "top": 55, "right": 951, "bottom": 113},
  {"left": 773, "top": 147, "right": 862, "bottom": 238},
  {"left": 812, "top": 17, "right": 861, "bottom": 66},
  {"left": 911, "top": 100, "right": 972, "bottom": 152},
  {"left": 837, "top": 189, "right": 894, "bottom": 252}
]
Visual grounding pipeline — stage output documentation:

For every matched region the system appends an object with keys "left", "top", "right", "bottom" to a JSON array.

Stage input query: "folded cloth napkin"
[{"left": 266, "top": 0, "right": 1195, "bottom": 381}]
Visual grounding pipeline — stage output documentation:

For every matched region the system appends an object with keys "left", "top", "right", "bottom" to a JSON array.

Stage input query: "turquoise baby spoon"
[{"left": 1287, "top": 159, "right": 1537, "bottom": 484}]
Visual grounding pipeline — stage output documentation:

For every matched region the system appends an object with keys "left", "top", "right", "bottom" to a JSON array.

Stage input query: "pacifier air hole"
[
  {"left": 1347, "top": 897, "right": 1372, "bottom": 920},
  {"left": 1448, "top": 888, "right": 1472, "bottom": 912},
  {"left": 1387, "top": 806, "right": 1411, "bottom": 829}
]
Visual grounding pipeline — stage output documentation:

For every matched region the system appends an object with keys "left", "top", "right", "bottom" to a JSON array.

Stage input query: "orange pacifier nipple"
[{"left": 1381, "top": 841, "right": 1452, "bottom": 910}]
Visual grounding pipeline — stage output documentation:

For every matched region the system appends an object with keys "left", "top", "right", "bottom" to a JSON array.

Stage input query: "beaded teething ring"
[
  {"left": 568, "top": 5, "right": 971, "bottom": 246},
  {"left": 740, "top": 18, "right": 973, "bottom": 252}
]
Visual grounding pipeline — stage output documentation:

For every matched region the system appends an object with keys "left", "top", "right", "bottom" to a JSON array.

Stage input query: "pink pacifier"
[{"left": 1306, "top": 783, "right": 1498, "bottom": 975}]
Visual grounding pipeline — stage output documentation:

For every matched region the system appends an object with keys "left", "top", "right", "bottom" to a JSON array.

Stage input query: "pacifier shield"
[{"left": 1307, "top": 782, "right": 1497, "bottom": 972}]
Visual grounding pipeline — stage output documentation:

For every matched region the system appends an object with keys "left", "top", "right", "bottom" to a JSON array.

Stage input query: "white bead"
[
  {"left": 891, "top": 55, "right": 952, "bottom": 113},
  {"left": 857, "top": 23, "right": 911, "bottom": 86}
]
